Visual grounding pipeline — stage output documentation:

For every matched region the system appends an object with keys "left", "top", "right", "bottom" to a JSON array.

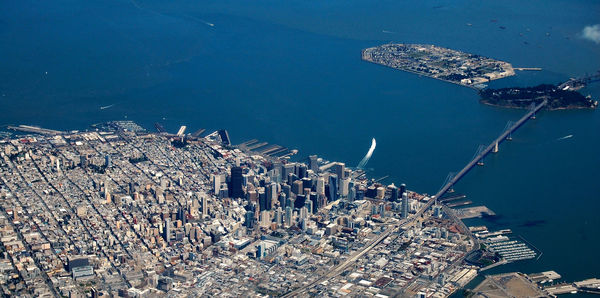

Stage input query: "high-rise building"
[
  {"left": 292, "top": 180, "right": 304, "bottom": 195},
  {"left": 316, "top": 176, "right": 325, "bottom": 195},
  {"left": 305, "top": 200, "right": 313, "bottom": 215},
  {"left": 309, "top": 155, "right": 319, "bottom": 172},
  {"left": 334, "top": 162, "right": 345, "bottom": 179},
  {"left": 340, "top": 178, "right": 350, "bottom": 198},
  {"left": 229, "top": 167, "right": 244, "bottom": 198},
  {"left": 284, "top": 206, "right": 293, "bottom": 228},
  {"left": 328, "top": 174, "right": 339, "bottom": 201},
  {"left": 389, "top": 184, "right": 399, "bottom": 202},
  {"left": 348, "top": 181, "right": 356, "bottom": 201},
  {"left": 283, "top": 164, "right": 295, "bottom": 179},
  {"left": 402, "top": 191, "right": 409, "bottom": 219},
  {"left": 258, "top": 190, "right": 268, "bottom": 211},
  {"left": 400, "top": 183, "right": 407, "bottom": 197},
  {"left": 212, "top": 174, "right": 223, "bottom": 194},
  {"left": 299, "top": 164, "right": 308, "bottom": 179},
  {"left": 201, "top": 193, "right": 208, "bottom": 217},
  {"left": 266, "top": 182, "right": 277, "bottom": 210},
  {"left": 245, "top": 211, "right": 254, "bottom": 229},
  {"left": 278, "top": 193, "right": 286, "bottom": 209},
  {"left": 275, "top": 207, "right": 283, "bottom": 226},
  {"left": 164, "top": 218, "right": 171, "bottom": 243}
]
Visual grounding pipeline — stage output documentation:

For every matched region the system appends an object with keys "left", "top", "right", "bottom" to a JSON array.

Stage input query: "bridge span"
[{"left": 416, "top": 99, "right": 548, "bottom": 217}]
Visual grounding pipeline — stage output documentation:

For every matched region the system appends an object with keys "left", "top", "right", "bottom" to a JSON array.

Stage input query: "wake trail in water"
[
  {"left": 556, "top": 134, "right": 573, "bottom": 141},
  {"left": 357, "top": 138, "right": 376, "bottom": 169}
]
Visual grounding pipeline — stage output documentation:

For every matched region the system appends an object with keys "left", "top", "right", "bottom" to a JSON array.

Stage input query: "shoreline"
[
  {"left": 480, "top": 100, "right": 597, "bottom": 111},
  {"left": 361, "top": 57, "right": 482, "bottom": 90}
]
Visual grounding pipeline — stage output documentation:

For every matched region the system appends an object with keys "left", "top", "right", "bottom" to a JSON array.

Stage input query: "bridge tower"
[
  {"left": 529, "top": 103, "right": 537, "bottom": 119},
  {"left": 504, "top": 121, "right": 515, "bottom": 141},
  {"left": 474, "top": 145, "right": 486, "bottom": 166},
  {"left": 492, "top": 141, "right": 499, "bottom": 153}
]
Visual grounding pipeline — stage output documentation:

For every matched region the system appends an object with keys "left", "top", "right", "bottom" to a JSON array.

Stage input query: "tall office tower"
[
  {"left": 266, "top": 182, "right": 277, "bottom": 210},
  {"left": 379, "top": 203, "right": 386, "bottom": 218},
  {"left": 284, "top": 206, "right": 293, "bottom": 228},
  {"left": 285, "top": 196, "right": 294, "bottom": 209},
  {"left": 268, "top": 166, "right": 282, "bottom": 183},
  {"left": 301, "top": 177, "right": 312, "bottom": 190},
  {"left": 400, "top": 183, "right": 407, "bottom": 197},
  {"left": 56, "top": 158, "right": 61, "bottom": 172},
  {"left": 244, "top": 211, "right": 254, "bottom": 229},
  {"left": 283, "top": 164, "right": 295, "bottom": 178},
  {"left": 287, "top": 173, "right": 297, "bottom": 186},
  {"left": 258, "top": 190, "right": 268, "bottom": 211},
  {"left": 229, "top": 166, "right": 244, "bottom": 198},
  {"left": 292, "top": 180, "right": 304, "bottom": 195},
  {"left": 298, "top": 164, "right": 308, "bottom": 179},
  {"left": 328, "top": 174, "right": 339, "bottom": 201},
  {"left": 178, "top": 208, "right": 186, "bottom": 225},
  {"left": 310, "top": 192, "right": 318, "bottom": 212},
  {"left": 316, "top": 176, "right": 325, "bottom": 195},
  {"left": 305, "top": 200, "right": 313, "bottom": 215},
  {"left": 340, "top": 178, "right": 350, "bottom": 198},
  {"left": 164, "top": 219, "right": 171, "bottom": 243},
  {"left": 334, "top": 162, "right": 345, "bottom": 179},
  {"left": 278, "top": 193, "right": 287, "bottom": 209},
  {"left": 275, "top": 207, "right": 283, "bottom": 226},
  {"left": 299, "top": 206, "right": 308, "bottom": 220},
  {"left": 402, "top": 191, "right": 409, "bottom": 219},
  {"left": 201, "top": 194, "right": 208, "bottom": 217},
  {"left": 318, "top": 193, "right": 328, "bottom": 209},
  {"left": 260, "top": 210, "right": 270, "bottom": 228},
  {"left": 282, "top": 184, "right": 291, "bottom": 198},
  {"left": 348, "top": 181, "right": 356, "bottom": 201},
  {"left": 294, "top": 194, "right": 306, "bottom": 209},
  {"left": 212, "top": 174, "right": 223, "bottom": 194},
  {"left": 105, "top": 154, "right": 111, "bottom": 168},
  {"left": 390, "top": 184, "right": 399, "bottom": 202},
  {"left": 309, "top": 155, "right": 319, "bottom": 172}
]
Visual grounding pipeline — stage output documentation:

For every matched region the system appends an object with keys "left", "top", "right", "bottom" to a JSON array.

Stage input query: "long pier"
[{"left": 417, "top": 100, "right": 547, "bottom": 217}]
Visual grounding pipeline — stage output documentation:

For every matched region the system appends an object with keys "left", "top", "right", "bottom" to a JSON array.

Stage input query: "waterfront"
[{"left": 1, "top": 0, "right": 599, "bottom": 292}]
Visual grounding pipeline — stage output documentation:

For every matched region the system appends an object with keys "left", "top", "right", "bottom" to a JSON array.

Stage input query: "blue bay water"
[{"left": 1, "top": 0, "right": 599, "bottom": 290}]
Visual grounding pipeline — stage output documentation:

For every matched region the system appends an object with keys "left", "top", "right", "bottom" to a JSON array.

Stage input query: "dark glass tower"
[{"left": 229, "top": 166, "right": 244, "bottom": 198}]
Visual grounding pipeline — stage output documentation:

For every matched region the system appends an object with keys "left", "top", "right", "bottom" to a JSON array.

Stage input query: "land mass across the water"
[
  {"left": 479, "top": 84, "right": 598, "bottom": 110},
  {"left": 362, "top": 43, "right": 515, "bottom": 89}
]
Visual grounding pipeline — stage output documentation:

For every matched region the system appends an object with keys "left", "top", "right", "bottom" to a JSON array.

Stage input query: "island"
[
  {"left": 479, "top": 84, "right": 598, "bottom": 110},
  {"left": 362, "top": 43, "right": 515, "bottom": 88}
]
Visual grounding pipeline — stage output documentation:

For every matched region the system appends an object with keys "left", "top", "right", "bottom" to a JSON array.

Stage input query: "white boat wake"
[
  {"left": 557, "top": 134, "right": 573, "bottom": 141},
  {"left": 100, "top": 104, "right": 116, "bottom": 110},
  {"left": 357, "top": 138, "right": 376, "bottom": 169}
]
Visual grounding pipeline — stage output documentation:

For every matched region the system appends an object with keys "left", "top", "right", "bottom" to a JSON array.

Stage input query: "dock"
[
  {"left": 514, "top": 67, "right": 542, "bottom": 71},
  {"left": 7, "top": 125, "right": 63, "bottom": 135}
]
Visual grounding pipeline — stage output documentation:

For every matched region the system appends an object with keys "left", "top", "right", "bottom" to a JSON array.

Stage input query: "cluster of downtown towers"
[{"left": 213, "top": 155, "right": 410, "bottom": 231}]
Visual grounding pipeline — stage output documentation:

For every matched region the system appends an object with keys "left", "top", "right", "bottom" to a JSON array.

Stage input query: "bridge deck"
[{"left": 419, "top": 100, "right": 547, "bottom": 217}]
